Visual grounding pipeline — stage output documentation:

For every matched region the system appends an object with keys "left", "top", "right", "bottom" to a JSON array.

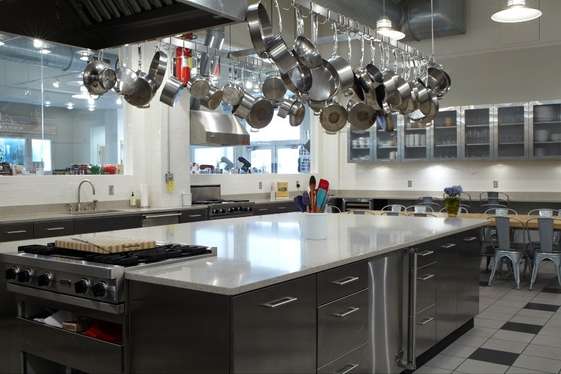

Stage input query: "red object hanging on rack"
[{"left": 174, "top": 47, "right": 191, "bottom": 84}]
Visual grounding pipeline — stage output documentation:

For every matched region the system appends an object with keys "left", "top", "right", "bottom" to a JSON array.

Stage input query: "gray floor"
[{"left": 415, "top": 269, "right": 561, "bottom": 374}]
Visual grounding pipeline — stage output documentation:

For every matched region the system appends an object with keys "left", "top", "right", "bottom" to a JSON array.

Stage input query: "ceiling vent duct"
[
  {"left": 0, "top": 0, "right": 247, "bottom": 50},
  {"left": 402, "top": 0, "right": 466, "bottom": 41}
]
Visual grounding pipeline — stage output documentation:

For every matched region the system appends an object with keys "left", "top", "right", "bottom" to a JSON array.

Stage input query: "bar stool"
[
  {"left": 526, "top": 217, "right": 561, "bottom": 290},
  {"left": 528, "top": 209, "right": 555, "bottom": 217},
  {"left": 488, "top": 216, "right": 527, "bottom": 289}
]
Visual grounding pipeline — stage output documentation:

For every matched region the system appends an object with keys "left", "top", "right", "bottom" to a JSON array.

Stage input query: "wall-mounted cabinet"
[
  {"left": 462, "top": 105, "right": 494, "bottom": 160},
  {"left": 432, "top": 107, "right": 461, "bottom": 160},
  {"left": 530, "top": 101, "right": 561, "bottom": 159},
  {"left": 348, "top": 101, "right": 561, "bottom": 163},
  {"left": 402, "top": 118, "right": 430, "bottom": 161},
  {"left": 495, "top": 103, "right": 528, "bottom": 160}
]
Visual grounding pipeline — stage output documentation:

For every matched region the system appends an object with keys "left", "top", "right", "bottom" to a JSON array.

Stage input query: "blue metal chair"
[
  {"left": 488, "top": 216, "right": 527, "bottom": 289},
  {"left": 526, "top": 217, "right": 561, "bottom": 290}
]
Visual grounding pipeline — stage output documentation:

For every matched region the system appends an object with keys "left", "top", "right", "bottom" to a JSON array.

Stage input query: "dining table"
[{"left": 348, "top": 210, "right": 561, "bottom": 230}]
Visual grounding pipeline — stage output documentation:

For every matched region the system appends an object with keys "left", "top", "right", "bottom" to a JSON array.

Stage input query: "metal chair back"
[
  {"left": 381, "top": 204, "right": 406, "bottom": 213},
  {"left": 526, "top": 217, "right": 560, "bottom": 253},
  {"left": 528, "top": 209, "right": 555, "bottom": 217},
  {"left": 484, "top": 207, "right": 518, "bottom": 216},
  {"left": 495, "top": 216, "right": 512, "bottom": 250},
  {"left": 406, "top": 205, "right": 434, "bottom": 213}
]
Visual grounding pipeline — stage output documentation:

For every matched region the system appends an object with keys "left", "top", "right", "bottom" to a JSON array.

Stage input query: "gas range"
[
  {"left": 2, "top": 243, "right": 215, "bottom": 313},
  {"left": 194, "top": 201, "right": 255, "bottom": 219}
]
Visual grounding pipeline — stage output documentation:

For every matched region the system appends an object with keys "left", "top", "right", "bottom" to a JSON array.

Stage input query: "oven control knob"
[
  {"left": 17, "top": 269, "right": 33, "bottom": 283},
  {"left": 74, "top": 279, "right": 91, "bottom": 294},
  {"left": 37, "top": 273, "right": 54, "bottom": 287},
  {"left": 5, "top": 267, "right": 19, "bottom": 281},
  {"left": 92, "top": 282, "right": 108, "bottom": 298}
]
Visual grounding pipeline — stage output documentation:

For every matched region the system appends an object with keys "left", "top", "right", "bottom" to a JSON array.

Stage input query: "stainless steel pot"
[
  {"left": 247, "top": 2, "right": 274, "bottom": 58},
  {"left": 147, "top": 50, "right": 168, "bottom": 93},
  {"left": 189, "top": 77, "right": 211, "bottom": 99},
  {"left": 267, "top": 35, "right": 299, "bottom": 74},
  {"left": 277, "top": 98, "right": 306, "bottom": 127},
  {"left": 223, "top": 82, "right": 245, "bottom": 106},
  {"left": 262, "top": 75, "right": 287, "bottom": 102},
  {"left": 320, "top": 102, "right": 348, "bottom": 134},
  {"left": 328, "top": 55, "right": 354, "bottom": 94},
  {"left": 306, "top": 59, "right": 339, "bottom": 103},
  {"left": 160, "top": 76, "right": 184, "bottom": 107},
  {"left": 233, "top": 92, "right": 274, "bottom": 129},
  {"left": 200, "top": 85, "right": 223, "bottom": 110},
  {"left": 83, "top": 59, "right": 117, "bottom": 96},
  {"left": 427, "top": 64, "right": 451, "bottom": 98},
  {"left": 348, "top": 98, "right": 376, "bottom": 131},
  {"left": 294, "top": 35, "right": 322, "bottom": 69}
]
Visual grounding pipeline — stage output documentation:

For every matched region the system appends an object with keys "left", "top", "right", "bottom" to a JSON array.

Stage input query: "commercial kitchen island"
[{"left": 0, "top": 213, "right": 486, "bottom": 374}]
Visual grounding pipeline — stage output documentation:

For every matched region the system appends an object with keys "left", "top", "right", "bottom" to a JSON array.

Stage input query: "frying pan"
[
  {"left": 320, "top": 102, "right": 348, "bottom": 134},
  {"left": 262, "top": 75, "right": 287, "bottom": 102}
]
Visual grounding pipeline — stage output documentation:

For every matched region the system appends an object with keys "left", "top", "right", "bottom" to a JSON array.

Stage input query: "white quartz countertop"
[
  {"left": 124, "top": 213, "right": 485, "bottom": 295},
  {"left": 0, "top": 213, "right": 485, "bottom": 295}
]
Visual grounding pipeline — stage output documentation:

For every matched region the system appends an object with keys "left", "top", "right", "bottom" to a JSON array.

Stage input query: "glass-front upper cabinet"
[
  {"left": 348, "top": 127, "right": 373, "bottom": 162},
  {"left": 402, "top": 117, "right": 429, "bottom": 161},
  {"left": 375, "top": 114, "right": 400, "bottom": 161},
  {"left": 462, "top": 105, "right": 493, "bottom": 159},
  {"left": 495, "top": 103, "right": 528, "bottom": 159},
  {"left": 432, "top": 107, "right": 460, "bottom": 160},
  {"left": 530, "top": 101, "right": 561, "bottom": 159}
]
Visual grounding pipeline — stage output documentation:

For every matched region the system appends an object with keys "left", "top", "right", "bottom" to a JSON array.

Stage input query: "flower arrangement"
[
  {"left": 444, "top": 185, "right": 463, "bottom": 198},
  {"left": 443, "top": 185, "right": 463, "bottom": 216}
]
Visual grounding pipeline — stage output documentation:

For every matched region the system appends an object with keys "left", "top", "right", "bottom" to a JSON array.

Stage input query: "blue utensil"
[
  {"left": 294, "top": 196, "right": 305, "bottom": 212},
  {"left": 302, "top": 191, "right": 310, "bottom": 212}
]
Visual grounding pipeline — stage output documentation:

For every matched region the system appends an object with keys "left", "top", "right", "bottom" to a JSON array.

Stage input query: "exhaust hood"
[
  {"left": 190, "top": 110, "right": 250, "bottom": 147},
  {"left": 0, "top": 0, "right": 248, "bottom": 50}
]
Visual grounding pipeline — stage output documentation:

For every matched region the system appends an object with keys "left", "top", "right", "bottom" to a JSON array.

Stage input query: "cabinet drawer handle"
[
  {"left": 262, "top": 296, "right": 298, "bottom": 309},
  {"left": 143, "top": 213, "right": 182, "bottom": 219},
  {"left": 337, "top": 363, "right": 359, "bottom": 374},
  {"left": 258, "top": 208, "right": 269, "bottom": 211},
  {"left": 331, "top": 276, "right": 360, "bottom": 286},
  {"left": 278, "top": 206, "right": 287, "bottom": 210},
  {"left": 333, "top": 306, "right": 360, "bottom": 318},
  {"left": 187, "top": 214, "right": 203, "bottom": 218},
  {"left": 417, "top": 274, "right": 435, "bottom": 281},
  {"left": 46, "top": 227, "right": 66, "bottom": 231},
  {"left": 418, "top": 250, "right": 434, "bottom": 257},
  {"left": 417, "top": 317, "right": 435, "bottom": 326},
  {"left": 463, "top": 236, "right": 478, "bottom": 242},
  {"left": 6, "top": 230, "right": 27, "bottom": 234},
  {"left": 441, "top": 243, "right": 456, "bottom": 249}
]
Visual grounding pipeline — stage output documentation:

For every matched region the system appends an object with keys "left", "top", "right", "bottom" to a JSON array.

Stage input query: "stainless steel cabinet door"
[
  {"left": 436, "top": 238, "right": 458, "bottom": 340},
  {"left": 456, "top": 231, "right": 481, "bottom": 325},
  {"left": 232, "top": 275, "right": 317, "bottom": 374}
]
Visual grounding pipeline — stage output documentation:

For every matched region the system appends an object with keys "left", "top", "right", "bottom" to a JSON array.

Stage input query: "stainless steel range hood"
[
  {"left": 0, "top": 0, "right": 248, "bottom": 50},
  {"left": 190, "top": 110, "right": 250, "bottom": 147}
]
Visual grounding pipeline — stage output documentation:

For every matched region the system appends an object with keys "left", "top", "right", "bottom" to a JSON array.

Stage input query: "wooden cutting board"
[{"left": 55, "top": 236, "right": 157, "bottom": 254}]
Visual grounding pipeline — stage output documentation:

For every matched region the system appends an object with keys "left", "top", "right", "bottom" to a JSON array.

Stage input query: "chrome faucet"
[{"left": 77, "top": 179, "right": 96, "bottom": 212}]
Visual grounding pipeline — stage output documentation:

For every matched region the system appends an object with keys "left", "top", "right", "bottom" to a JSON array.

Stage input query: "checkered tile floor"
[{"left": 415, "top": 273, "right": 561, "bottom": 374}]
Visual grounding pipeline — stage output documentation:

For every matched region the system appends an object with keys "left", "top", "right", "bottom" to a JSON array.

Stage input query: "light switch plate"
[
  {"left": 258, "top": 181, "right": 263, "bottom": 190},
  {"left": 108, "top": 185, "right": 115, "bottom": 195},
  {"left": 493, "top": 180, "right": 499, "bottom": 189},
  {"left": 408, "top": 180, "right": 413, "bottom": 188}
]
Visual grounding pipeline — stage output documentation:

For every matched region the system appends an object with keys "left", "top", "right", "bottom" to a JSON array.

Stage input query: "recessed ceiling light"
[
  {"left": 33, "top": 38, "right": 45, "bottom": 49},
  {"left": 52, "top": 80, "right": 60, "bottom": 88},
  {"left": 492, "top": 0, "right": 542, "bottom": 23},
  {"left": 376, "top": 17, "right": 406, "bottom": 41},
  {"left": 0, "top": 41, "right": 4, "bottom": 47},
  {"left": 39, "top": 49, "right": 51, "bottom": 55},
  {"left": 66, "top": 102, "right": 74, "bottom": 110},
  {"left": 88, "top": 106, "right": 95, "bottom": 112},
  {"left": 78, "top": 50, "right": 93, "bottom": 62},
  {"left": 44, "top": 101, "right": 51, "bottom": 107}
]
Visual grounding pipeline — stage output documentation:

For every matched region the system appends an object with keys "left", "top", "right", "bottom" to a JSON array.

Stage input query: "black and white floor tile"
[{"left": 415, "top": 275, "right": 561, "bottom": 374}]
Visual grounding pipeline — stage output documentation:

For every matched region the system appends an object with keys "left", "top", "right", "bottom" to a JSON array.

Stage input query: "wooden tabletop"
[{"left": 351, "top": 210, "right": 561, "bottom": 229}]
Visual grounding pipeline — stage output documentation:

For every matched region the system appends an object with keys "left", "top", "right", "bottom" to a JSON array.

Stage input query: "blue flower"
[{"left": 444, "top": 185, "right": 463, "bottom": 197}]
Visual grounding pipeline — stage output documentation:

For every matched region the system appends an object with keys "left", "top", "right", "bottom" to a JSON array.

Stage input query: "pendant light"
[
  {"left": 491, "top": 0, "right": 542, "bottom": 23},
  {"left": 376, "top": 0, "right": 405, "bottom": 40}
]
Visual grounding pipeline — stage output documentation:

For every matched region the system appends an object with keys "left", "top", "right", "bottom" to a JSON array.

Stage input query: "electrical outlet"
[
  {"left": 108, "top": 185, "right": 115, "bottom": 195},
  {"left": 258, "top": 181, "right": 263, "bottom": 190},
  {"left": 296, "top": 180, "right": 301, "bottom": 190},
  {"left": 408, "top": 180, "right": 413, "bottom": 188},
  {"left": 493, "top": 180, "right": 499, "bottom": 189}
]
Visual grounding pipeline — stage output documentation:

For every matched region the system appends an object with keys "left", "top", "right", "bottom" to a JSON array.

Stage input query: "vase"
[{"left": 444, "top": 197, "right": 460, "bottom": 217}]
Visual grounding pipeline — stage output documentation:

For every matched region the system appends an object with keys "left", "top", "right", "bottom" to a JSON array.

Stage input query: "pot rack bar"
[{"left": 292, "top": 0, "right": 430, "bottom": 61}]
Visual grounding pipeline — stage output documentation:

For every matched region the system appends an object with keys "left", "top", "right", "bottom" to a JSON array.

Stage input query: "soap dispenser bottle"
[{"left": 129, "top": 192, "right": 137, "bottom": 208}]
